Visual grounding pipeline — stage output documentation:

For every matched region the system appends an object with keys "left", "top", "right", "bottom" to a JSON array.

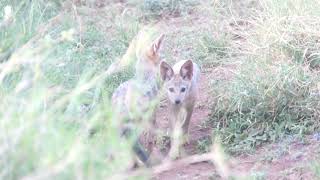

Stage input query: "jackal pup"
[{"left": 160, "top": 60, "right": 200, "bottom": 154}]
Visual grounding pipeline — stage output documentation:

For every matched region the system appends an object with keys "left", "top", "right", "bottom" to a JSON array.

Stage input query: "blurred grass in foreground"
[{"left": 0, "top": 0, "right": 144, "bottom": 179}]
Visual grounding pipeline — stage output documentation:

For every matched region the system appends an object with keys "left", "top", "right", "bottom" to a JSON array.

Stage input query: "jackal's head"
[
  {"left": 160, "top": 60, "right": 194, "bottom": 105},
  {"left": 136, "top": 34, "right": 165, "bottom": 74}
]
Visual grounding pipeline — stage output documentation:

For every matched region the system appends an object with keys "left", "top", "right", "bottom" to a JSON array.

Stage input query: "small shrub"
[
  {"left": 140, "top": 0, "right": 198, "bottom": 19},
  {"left": 210, "top": 59, "right": 320, "bottom": 154},
  {"left": 194, "top": 32, "right": 230, "bottom": 68},
  {"left": 196, "top": 136, "right": 212, "bottom": 153}
]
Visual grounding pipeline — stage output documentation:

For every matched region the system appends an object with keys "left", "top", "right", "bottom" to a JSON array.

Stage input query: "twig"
[{"left": 109, "top": 152, "right": 215, "bottom": 180}]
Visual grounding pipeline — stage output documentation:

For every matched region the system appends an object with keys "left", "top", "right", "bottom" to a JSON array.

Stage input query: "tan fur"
[
  {"left": 106, "top": 28, "right": 164, "bottom": 76},
  {"left": 160, "top": 60, "right": 200, "bottom": 158},
  {"left": 111, "top": 33, "right": 165, "bottom": 167}
]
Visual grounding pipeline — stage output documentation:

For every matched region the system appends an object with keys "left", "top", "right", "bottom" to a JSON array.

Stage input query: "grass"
[
  {"left": 0, "top": 0, "right": 144, "bottom": 179},
  {"left": 194, "top": 32, "right": 230, "bottom": 68},
  {"left": 3, "top": 0, "right": 320, "bottom": 179},
  {"left": 200, "top": 0, "right": 320, "bottom": 156},
  {"left": 0, "top": 0, "right": 231, "bottom": 178},
  {"left": 137, "top": 0, "right": 199, "bottom": 20},
  {"left": 311, "top": 161, "right": 320, "bottom": 178},
  {"left": 196, "top": 136, "right": 212, "bottom": 153},
  {"left": 210, "top": 59, "right": 320, "bottom": 153}
]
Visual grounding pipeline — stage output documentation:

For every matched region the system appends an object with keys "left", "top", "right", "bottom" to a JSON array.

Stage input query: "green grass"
[
  {"left": 196, "top": 136, "right": 212, "bottom": 153},
  {"left": 194, "top": 32, "right": 230, "bottom": 68},
  {"left": 311, "top": 161, "right": 320, "bottom": 178},
  {"left": 210, "top": 55, "right": 320, "bottom": 154},
  {"left": 205, "top": 0, "right": 320, "bottom": 154},
  {"left": 3, "top": 0, "right": 320, "bottom": 179},
  {"left": 135, "top": 0, "right": 199, "bottom": 20},
  {"left": 0, "top": 0, "right": 143, "bottom": 179}
]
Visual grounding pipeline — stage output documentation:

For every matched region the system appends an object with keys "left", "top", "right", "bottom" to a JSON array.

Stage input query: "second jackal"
[{"left": 111, "top": 33, "right": 165, "bottom": 167}]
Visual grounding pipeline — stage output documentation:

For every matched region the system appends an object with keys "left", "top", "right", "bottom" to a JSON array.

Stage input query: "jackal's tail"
[
  {"left": 132, "top": 140, "right": 151, "bottom": 167},
  {"left": 121, "top": 124, "right": 152, "bottom": 167}
]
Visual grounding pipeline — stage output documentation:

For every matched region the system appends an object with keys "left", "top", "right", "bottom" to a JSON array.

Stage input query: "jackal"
[
  {"left": 159, "top": 60, "right": 200, "bottom": 158},
  {"left": 111, "top": 33, "right": 165, "bottom": 167}
]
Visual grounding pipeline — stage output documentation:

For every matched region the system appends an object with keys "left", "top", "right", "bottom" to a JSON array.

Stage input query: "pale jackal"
[{"left": 159, "top": 60, "right": 200, "bottom": 158}]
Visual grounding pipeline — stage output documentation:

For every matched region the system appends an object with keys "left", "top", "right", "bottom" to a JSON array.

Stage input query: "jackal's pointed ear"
[
  {"left": 180, "top": 60, "right": 193, "bottom": 80},
  {"left": 160, "top": 61, "right": 174, "bottom": 81},
  {"left": 150, "top": 34, "right": 164, "bottom": 55}
]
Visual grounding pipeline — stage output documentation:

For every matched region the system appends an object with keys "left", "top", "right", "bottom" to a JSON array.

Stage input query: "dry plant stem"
[{"left": 109, "top": 152, "right": 216, "bottom": 180}]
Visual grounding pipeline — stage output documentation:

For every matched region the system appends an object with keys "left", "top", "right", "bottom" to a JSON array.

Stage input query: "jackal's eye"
[
  {"left": 181, "top": 87, "right": 186, "bottom": 92},
  {"left": 169, "top": 88, "right": 174, "bottom": 92}
]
